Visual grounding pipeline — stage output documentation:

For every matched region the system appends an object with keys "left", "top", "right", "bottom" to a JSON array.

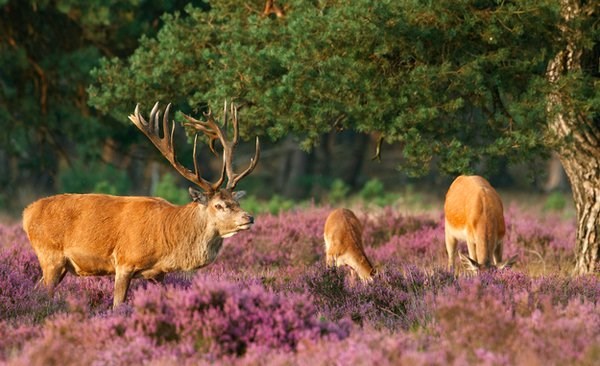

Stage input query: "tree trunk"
[
  {"left": 342, "top": 133, "right": 369, "bottom": 189},
  {"left": 543, "top": 152, "right": 569, "bottom": 192},
  {"left": 546, "top": 0, "right": 600, "bottom": 274},
  {"left": 276, "top": 137, "right": 310, "bottom": 199}
]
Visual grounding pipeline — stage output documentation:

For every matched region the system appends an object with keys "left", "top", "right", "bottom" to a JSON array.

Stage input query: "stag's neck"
[{"left": 161, "top": 203, "right": 224, "bottom": 271}]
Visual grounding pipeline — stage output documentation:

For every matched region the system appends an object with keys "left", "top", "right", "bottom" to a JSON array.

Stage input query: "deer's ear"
[
  {"left": 232, "top": 191, "right": 246, "bottom": 201},
  {"left": 459, "top": 252, "right": 480, "bottom": 272},
  {"left": 189, "top": 187, "right": 209, "bottom": 205}
]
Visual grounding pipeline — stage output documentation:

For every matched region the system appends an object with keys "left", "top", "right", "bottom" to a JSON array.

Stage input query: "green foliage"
[
  {"left": 151, "top": 173, "right": 189, "bottom": 205},
  {"left": 239, "top": 195, "right": 261, "bottom": 215},
  {"left": 544, "top": 191, "right": 567, "bottom": 212},
  {"left": 89, "top": 0, "right": 569, "bottom": 177},
  {"left": 360, "top": 178, "right": 385, "bottom": 201},
  {"left": 58, "top": 161, "right": 130, "bottom": 195},
  {"left": 328, "top": 179, "right": 350, "bottom": 204},
  {"left": 241, "top": 194, "right": 296, "bottom": 215},
  {"left": 0, "top": 0, "right": 206, "bottom": 200},
  {"left": 263, "top": 195, "right": 296, "bottom": 215}
]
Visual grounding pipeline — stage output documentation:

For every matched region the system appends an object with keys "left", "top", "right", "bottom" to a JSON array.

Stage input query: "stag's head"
[
  {"left": 128, "top": 101, "right": 260, "bottom": 237},
  {"left": 188, "top": 187, "right": 254, "bottom": 237}
]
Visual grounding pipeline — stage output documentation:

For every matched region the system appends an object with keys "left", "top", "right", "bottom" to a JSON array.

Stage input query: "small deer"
[
  {"left": 444, "top": 175, "right": 516, "bottom": 273},
  {"left": 23, "top": 102, "right": 260, "bottom": 308},
  {"left": 324, "top": 208, "right": 376, "bottom": 282}
]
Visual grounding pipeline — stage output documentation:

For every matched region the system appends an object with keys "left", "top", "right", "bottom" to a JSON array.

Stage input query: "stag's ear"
[
  {"left": 232, "top": 191, "right": 246, "bottom": 201},
  {"left": 189, "top": 187, "right": 209, "bottom": 205},
  {"left": 497, "top": 254, "right": 518, "bottom": 270},
  {"left": 459, "top": 252, "right": 480, "bottom": 272}
]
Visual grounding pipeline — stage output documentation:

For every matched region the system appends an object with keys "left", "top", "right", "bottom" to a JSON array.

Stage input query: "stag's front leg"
[
  {"left": 326, "top": 253, "right": 336, "bottom": 267},
  {"left": 113, "top": 267, "right": 134, "bottom": 308}
]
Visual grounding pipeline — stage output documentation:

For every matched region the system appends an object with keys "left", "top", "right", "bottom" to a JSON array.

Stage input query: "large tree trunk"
[
  {"left": 543, "top": 152, "right": 569, "bottom": 192},
  {"left": 546, "top": 0, "right": 600, "bottom": 274}
]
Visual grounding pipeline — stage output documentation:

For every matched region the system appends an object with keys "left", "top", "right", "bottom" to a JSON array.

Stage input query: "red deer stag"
[
  {"left": 444, "top": 175, "right": 516, "bottom": 273},
  {"left": 324, "top": 208, "right": 376, "bottom": 282},
  {"left": 22, "top": 102, "right": 260, "bottom": 308}
]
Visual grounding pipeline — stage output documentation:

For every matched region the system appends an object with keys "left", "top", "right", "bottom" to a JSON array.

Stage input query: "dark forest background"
[{"left": 1, "top": 0, "right": 594, "bottom": 216}]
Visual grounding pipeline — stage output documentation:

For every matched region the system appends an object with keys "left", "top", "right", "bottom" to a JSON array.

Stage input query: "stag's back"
[
  {"left": 23, "top": 194, "right": 184, "bottom": 272},
  {"left": 324, "top": 208, "right": 375, "bottom": 282}
]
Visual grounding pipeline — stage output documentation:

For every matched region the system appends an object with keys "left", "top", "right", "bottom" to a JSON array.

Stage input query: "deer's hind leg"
[
  {"left": 445, "top": 234, "right": 458, "bottom": 272},
  {"left": 113, "top": 267, "right": 134, "bottom": 309},
  {"left": 444, "top": 221, "right": 459, "bottom": 273}
]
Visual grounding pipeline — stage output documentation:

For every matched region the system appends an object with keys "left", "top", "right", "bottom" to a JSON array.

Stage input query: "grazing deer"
[
  {"left": 324, "top": 208, "right": 376, "bottom": 282},
  {"left": 444, "top": 175, "right": 516, "bottom": 273},
  {"left": 23, "top": 102, "right": 260, "bottom": 308}
]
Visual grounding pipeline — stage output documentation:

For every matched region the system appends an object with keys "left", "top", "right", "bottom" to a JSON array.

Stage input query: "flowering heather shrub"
[
  {"left": 131, "top": 274, "right": 349, "bottom": 356},
  {"left": 9, "top": 274, "right": 349, "bottom": 365},
  {"left": 360, "top": 207, "right": 437, "bottom": 248},
  {"left": 431, "top": 273, "right": 600, "bottom": 365},
  {"left": 1, "top": 203, "right": 597, "bottom": 365},
  {"left": 371, "top": 224, "right": 446, "bottom": 268},
  {"left": 0, "top": 225, "right": 63, "bottom": 323},
  {"left": 302, "top": 264, "right": 455, "bottom": 330},
  {"left": 217, "top": 207, "right": 330, "bottom": 272},
  {"left": 504, "top": 204, "right": 576, "bottom": 273}
]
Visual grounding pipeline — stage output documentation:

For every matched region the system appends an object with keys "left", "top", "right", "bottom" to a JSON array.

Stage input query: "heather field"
[{"left": 0, "top": 202, "right": 599, "bottom": 365}]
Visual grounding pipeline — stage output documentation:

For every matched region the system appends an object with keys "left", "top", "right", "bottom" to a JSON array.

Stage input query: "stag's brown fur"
[
  {"left": 324, "top": 208, "right": 375, "bottom": 282},
  {"left": 444, "top": 175, "right": 516, "bottom": 273},
  {"left": 23, "top": 190, "right": 253, "bottom": 307}
]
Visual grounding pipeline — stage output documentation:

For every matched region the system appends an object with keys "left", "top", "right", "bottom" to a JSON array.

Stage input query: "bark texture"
[{"left": 547, "top": 0, "right": 600, "bottom": 274}]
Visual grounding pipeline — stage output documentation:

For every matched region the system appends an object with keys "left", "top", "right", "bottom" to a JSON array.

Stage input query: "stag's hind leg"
[
  {"left": 444, "top": 225, "right": 458, "bottom": 272},
  {"left": 113, "top": 267, "right": 134, "bottom": 309}
]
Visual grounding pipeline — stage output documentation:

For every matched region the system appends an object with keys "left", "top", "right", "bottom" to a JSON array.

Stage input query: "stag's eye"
[{"left": 214, "top": 204, "right": 225, "bottom": 211}]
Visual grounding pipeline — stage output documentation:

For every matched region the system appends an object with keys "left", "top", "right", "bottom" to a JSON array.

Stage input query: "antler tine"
[
  {"left": 223, "top": 101, "right": 228, "bottom": 131},
  {"left": 129, "top": 103, "right": 215, "bottom": 193},
  {"left": 164, "top": 103, "right": 174, "bottom": 148},
  {"left": 226, "top": 136, "right": 261, "bottom": 190},
  {"left": 183, "top": 112, "right": 221, "bottom": 156},
  {"left": 150, "top": 102, "right": 160, "bottom": 133},
  {"left": 212, "top": 146, "right": 227, "bottom": 191},
  {"left": 183, "top": 109, "right": 229, "bottom": 191},
  {"left": 165, "top": 101, "right": 260, "bottom": 192},
  {"left": 192, "top": 133, "right": 200, "bottom": 181},
  {"left": 232, "top": 103, "right": 240, "bottom": 146}
]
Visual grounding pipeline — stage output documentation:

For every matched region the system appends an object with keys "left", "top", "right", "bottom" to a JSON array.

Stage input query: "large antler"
[
  {"left": 183, "top": 101, "right": 260, "bottom": 190},
  {"left": 128, "top": 102, "right": 226, "bottom": 193}
]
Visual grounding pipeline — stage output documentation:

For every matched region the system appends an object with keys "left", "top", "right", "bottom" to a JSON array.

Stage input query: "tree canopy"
[
  {"left": 89, "top": 0, "right": 582, "bottom": 177},
  {"left": 0, "top": 0, "right": 206, "bottom": 199}
]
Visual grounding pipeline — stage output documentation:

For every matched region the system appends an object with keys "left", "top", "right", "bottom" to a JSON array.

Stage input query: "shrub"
[
  {"left": 235, "top": 195, "right": 296, "bottom": 215},
  {"left": 0, "top": 203, "right": 596, "bottom": 365},
  {"left": 328, "top": 179, "right": 350, "bottom": 204},
  {"left": 359, "top": 178, "right": 385, "bottom": 201},
  {"left": 152, "top": 172, "right": 189, "bottom": 205},
  {"left": 544, "top": 191, "right": 567, "bottom": 211},
  {"left": 58, "top": 160, "right": 130, "bottom": 195}
]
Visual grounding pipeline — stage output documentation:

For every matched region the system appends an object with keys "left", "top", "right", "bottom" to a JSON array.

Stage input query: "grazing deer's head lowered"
[
  {"left": 324, "top": 208, "right": 376, "bottom": 283},
  {"left": 444, "top": 175, "right": 517, "bottom": 274},
  {"left": 22, "top": 101, "right": 260, "bottom": 308}
]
